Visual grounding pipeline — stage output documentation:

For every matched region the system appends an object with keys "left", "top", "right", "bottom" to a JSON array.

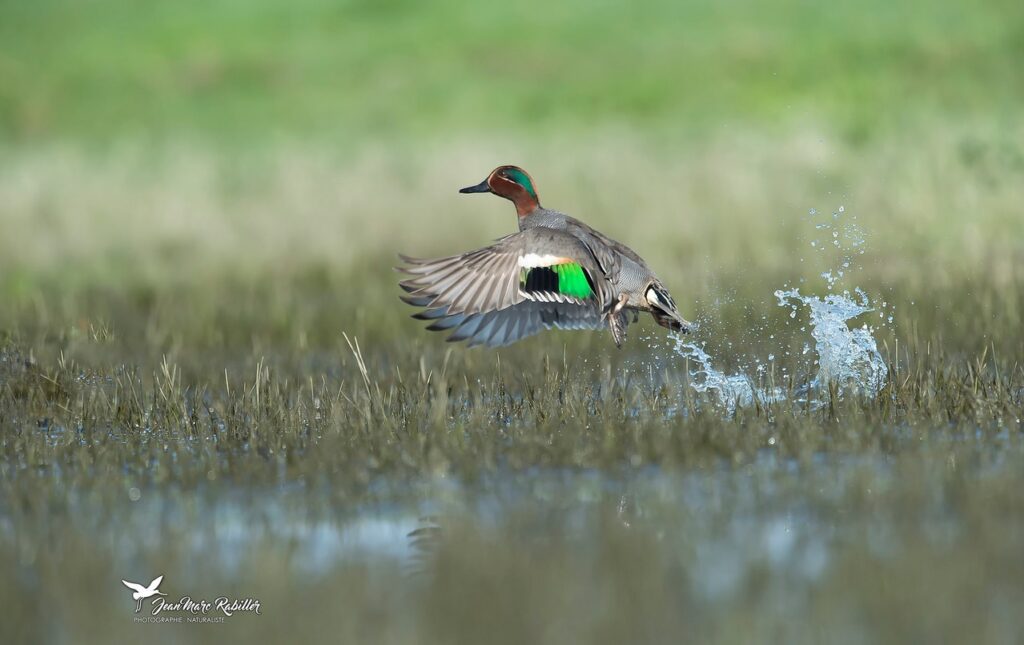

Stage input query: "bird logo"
[{"left": 122, "top": 575, "right": 167, "bottom": 613}]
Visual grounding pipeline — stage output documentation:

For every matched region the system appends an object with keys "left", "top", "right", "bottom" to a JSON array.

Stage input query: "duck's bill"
[
  {"left": 653, "top": 310, "right": 694, "bottom": 334},
  {"left": 458, "top": 179, "right": 491, "bottom": 194}
]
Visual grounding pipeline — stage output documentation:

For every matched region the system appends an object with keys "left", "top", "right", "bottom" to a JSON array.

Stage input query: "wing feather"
[
  {"left": 400, "top": 229, "right": 610, "bottom": 312},
  {"left": 420, "top": 301, "right": 605, "bottom": 347},
  {"left": 400, "top": 227, "right": 617, "bottom": 346}
]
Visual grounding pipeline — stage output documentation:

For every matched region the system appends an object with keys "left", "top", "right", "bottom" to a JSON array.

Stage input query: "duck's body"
[{"left": 399, "top": 166, "right": 692, "bottom": 347}]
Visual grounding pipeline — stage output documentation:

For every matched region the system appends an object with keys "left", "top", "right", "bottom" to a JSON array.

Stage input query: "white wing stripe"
[{"left": 518, "top": 253, "right": 569, "bottom": 268}]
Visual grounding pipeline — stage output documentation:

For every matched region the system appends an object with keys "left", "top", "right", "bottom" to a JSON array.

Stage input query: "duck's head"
[{"left": 459, "top": 165, "right": 540, "bottom": 217}]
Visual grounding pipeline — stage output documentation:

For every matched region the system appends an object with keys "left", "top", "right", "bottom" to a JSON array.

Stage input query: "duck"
[{"left": 398, "top": 165, "right": 693, "bottom": 347}]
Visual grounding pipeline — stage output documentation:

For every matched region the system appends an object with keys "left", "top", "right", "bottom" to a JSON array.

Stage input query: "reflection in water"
[
  {"left": 1, "top": 456, "right": 940, "bottom": 603},
  {"left": 4, "top": 432, "right": 1016, "bottom": 643},
  {"left": 405, "top": 517, "right": 443, "bottom": 579}
]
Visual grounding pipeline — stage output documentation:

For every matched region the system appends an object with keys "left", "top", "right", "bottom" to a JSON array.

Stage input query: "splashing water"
[
  {"left": 672, "top": 337, "right": 786, "bottom": 413},
  {"left": 672, "top": 204, "right": 889, "bottom": 411},
  {"left": 774, "top": 288, "right": 887, "bottom": 396}
]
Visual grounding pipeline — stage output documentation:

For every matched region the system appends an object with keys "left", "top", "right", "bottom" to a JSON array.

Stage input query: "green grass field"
[{"left": 2, "top": 0, "right": 1023, "bottom": 643}]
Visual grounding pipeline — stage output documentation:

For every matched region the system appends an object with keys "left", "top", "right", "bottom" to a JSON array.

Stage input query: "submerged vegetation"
[{"left": 2, "top": 0, "right": 1023, "bottom": 642}]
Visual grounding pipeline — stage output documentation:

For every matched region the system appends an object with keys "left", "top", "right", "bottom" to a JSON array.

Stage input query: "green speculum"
[
  {"left": 519, "top": 263, "right": 593, "bottom": 299},
  {"left": 553, "top": 263, "right": 592, "bottom": 298}
]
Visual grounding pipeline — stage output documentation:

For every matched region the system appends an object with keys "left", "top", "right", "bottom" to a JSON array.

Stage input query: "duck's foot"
[
  {"left": 607, "top": 294, "right": 631, "bottom": 347},
  {"left": 609, "top": 310, "right": 629, "bottom": 348}
]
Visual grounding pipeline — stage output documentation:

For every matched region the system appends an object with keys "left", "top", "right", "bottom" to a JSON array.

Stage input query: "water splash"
[
  {"left": 673, "top": 204, "right": 889, "bottom": 411},
  {"left": 672, "top": 337, "right": 785, "bottom": 413},
  {"left": 774, "top": 288, "right": 887, "bottom": 396}
]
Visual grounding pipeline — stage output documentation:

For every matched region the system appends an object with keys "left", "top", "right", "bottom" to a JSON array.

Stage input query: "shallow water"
[{"left": 0, "top": 447, "right": 978, "bottom": 599}]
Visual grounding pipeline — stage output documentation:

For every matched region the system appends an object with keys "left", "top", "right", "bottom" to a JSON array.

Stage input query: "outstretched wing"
[
  {"left": 399, "top": 228, "right": 614, "bottom": 347},
  {"left": 122, "top": 580, "right": 146, "bottom": 594},
  {"left": 145, "top": 575, "right": 164, "bottom": 593},
  {"left": 401, "top": 294, "right": 608, "bottom": 347}
]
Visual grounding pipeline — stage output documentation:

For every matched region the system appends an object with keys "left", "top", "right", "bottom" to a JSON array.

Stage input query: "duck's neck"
[{"left": 513, "top": 195, "right": 540, "bottom": 218}]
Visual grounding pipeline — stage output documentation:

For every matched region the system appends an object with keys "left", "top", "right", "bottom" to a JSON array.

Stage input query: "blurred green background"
[{"left": 2, "top": 0, "right": 1022, "bottom": 143}]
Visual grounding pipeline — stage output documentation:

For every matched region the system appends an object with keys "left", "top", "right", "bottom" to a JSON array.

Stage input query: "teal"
[{"left": 400, "top": 165, "right": 693, "bottom": 348}]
